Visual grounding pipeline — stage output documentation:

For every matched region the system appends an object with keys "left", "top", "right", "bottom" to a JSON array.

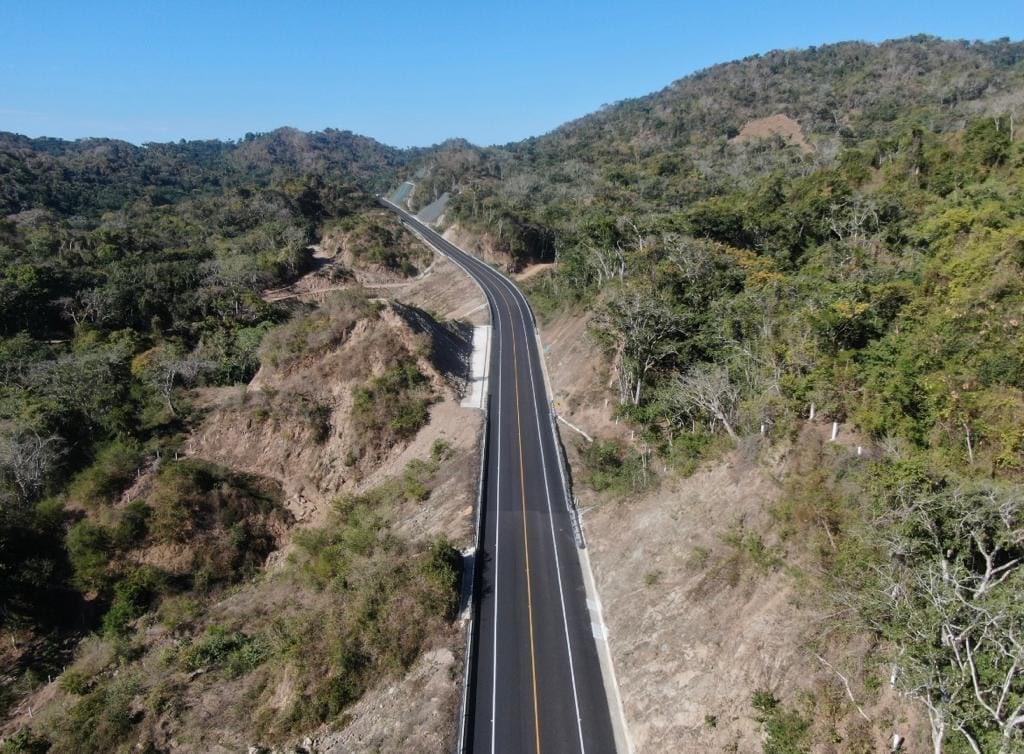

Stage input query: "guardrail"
[{"left": 548, "top": 402, "right": 586, "bottom": 549}]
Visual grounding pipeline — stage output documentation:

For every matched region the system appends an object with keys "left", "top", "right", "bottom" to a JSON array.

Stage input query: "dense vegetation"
[
  {"left": 406, "top": 35, "right": 1024, "bottom": 753},
  {"left": 4, "top": 32, "right": 1024, "bottom": 752},
  {"left": 0, "top": 126, "right": 452, "bottom": 748},
  {"left": 326, "top": 210, "right": 432, "bottom": 277},
  {"left": 0, "top": 129, "right": 394, "bottom": 630},
  {"left": 0, "top": 453, "right": 459, "bottom": 753}
]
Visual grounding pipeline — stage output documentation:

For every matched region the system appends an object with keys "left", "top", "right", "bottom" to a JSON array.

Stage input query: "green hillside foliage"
[
  {"left": 3, "top": 33, "right": 1024, "bottom": 751},
  {"left": 405, "top": 36, "right": 1024, "bottom": 752},
  {"left": 0, "top": 128, "right": 426, "bottom": 737}
]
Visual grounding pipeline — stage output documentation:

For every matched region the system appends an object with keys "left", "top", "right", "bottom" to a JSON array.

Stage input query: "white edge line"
[
  {"left": 509, "top": 286, "right": 588, "bottom": 754},
  {"left": 490, "top": 302, "right": 503, "bottom": 754},
  {"left": 431, "top": 223, "right": 588, "bottom": 753},
  {"left": 388, "top": 200, "right": 501, "bottom": 754},
  {"left": 501, "top": 275, "right": 634, "bottom": 754},
  {"left": 387, "top": 200, "right": 632, "bottom": 753}
]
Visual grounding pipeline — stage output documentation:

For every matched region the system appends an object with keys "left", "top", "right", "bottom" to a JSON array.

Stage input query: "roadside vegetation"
[
  {"left": 0, "top": 130, "right": 463, "bottom": 747},
  {"left": 326, "top": 210, "right": 431, "bottom": 276},
  {"left": 3, "top": 33, "right": 1024, "bottom": 753},
  {"left": 2, "top": 439, "right": 458, "bottom": 753},
  {"left": 350, "top": 360, "right": 436, "bottom": 462},
  {"left": 410, "top": 36, "right": 1024, "bottom": 752}
]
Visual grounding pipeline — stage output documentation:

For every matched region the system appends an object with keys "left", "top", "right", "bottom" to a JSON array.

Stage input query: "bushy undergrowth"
[
  {"left": 752, "top": 690, "right": 812, "bottom": 754},
  {"left": 350, "top": 360, "right": 435, "bottom": 460},
  {"left": 12, "top": 446, "right": 461, "bottom": 752},
  {"left": 328, "top": 211, "right": 430, "bottom": 275},
  {"left": 259, "top": 290, "right": 379, "bottom": 368},
  {"left": 272, "top": 455, "right": 460, "bottom": 735},
  {"left": 578, "top": 438, "right": 653, "bottom": 495}
]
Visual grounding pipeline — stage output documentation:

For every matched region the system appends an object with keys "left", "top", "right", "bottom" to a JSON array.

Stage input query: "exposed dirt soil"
[
  {"left": 188, "top": 299, "right": 478, "bottom": 528},
  {"left": 7, "top": 247, "right": 491, "bottom": 752},
  {"left": 537, "top": 311, "right": 625, "bottom": 442},
  {"left": 375, "top": 254, "right": 490, "bottom": 327},
  {"left": 537, "top": 308, "right": 925, "bottom": 753},
  {"left": 731, "top": 113, "right": 813, "bottom": 152},
  {"left": 441, "top": 223, "right": 516, "bottom": 272},
  {"left": 514, "top": 262, "right": 555, "bottom": 283},
  {"left": 316, "top": 640, "right": 461, "bottom": 754}
]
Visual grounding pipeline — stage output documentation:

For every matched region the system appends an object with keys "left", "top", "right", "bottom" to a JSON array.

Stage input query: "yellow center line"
[{"left": 504, "top": 286, "right": 543, "bottom": 754}]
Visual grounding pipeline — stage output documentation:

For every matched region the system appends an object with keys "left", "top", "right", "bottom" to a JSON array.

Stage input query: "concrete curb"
[
  {"left": 455, "top": 400, "right": 489, "bottom": 754},
  {"left": 382, "top": 199, "right": 493, "bottom": 754},
  {"left": 579, "top": 539, "right": 634, "bottom": 754}
]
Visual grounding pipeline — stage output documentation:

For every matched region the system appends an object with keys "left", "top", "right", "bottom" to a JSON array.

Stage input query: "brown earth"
[
  {"left": 372, "top": 254, "right": 490, "bottom": 327},
  {"left": 3, "top": 243, "right": 490, "bottom": 752},
  {"left": 731, "top": 113, "right": 813, "bottom": 153},
  {"left": 188, "top": 298, "right": 477, "bottom": 528},
  {"left": 441, "top": 223, "right": 516, "bottom": 272},
  {"left": 536, "top": 308, "right": 926, "bottom": 753}
]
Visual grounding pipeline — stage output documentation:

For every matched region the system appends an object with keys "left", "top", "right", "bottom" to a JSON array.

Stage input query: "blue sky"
[{"left": 1, "top": 0, "right": 1021, "bottom": 147}]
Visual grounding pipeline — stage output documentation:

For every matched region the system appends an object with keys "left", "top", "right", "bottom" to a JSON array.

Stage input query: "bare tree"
[
  {"left": 138, "top": 346, "right": 208, "bottom": 417},
  {"left": 663, "top": 235, "right": 719, "bottom": 283},
  {"left": 0, "top": 427, "right": 63, "bottom": 503},
  {"left": 665, "top": 363, "right": 741, "bottom": 440},
  {"left": 57, "top": 287, "right": 113, "bottom": 327},
  {"left": 843, "top": 487, "right": 1024, "bottom": 754},
  {"left": 593, "top": 288, "right": 682, "bottom": 405}
]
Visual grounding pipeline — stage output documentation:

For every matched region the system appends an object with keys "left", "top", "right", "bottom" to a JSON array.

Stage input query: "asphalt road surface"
[{"left": 383, "top": 201, "right": 618, "bottom": 754}]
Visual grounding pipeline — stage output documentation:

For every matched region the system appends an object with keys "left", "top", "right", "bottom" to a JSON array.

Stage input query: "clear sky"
[{"left": 1, "top": 0, "right": 1021, "bottom": 148}]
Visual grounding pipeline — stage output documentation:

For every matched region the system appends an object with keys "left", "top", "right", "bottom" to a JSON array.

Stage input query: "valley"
[{"left": 1, "top": 32, "right": 1024, "bottom": 754}]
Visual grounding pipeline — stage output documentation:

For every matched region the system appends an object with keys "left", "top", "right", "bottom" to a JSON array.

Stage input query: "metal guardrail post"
[{"left": 548, "top": 402, "right": 586, "bottom": 549}]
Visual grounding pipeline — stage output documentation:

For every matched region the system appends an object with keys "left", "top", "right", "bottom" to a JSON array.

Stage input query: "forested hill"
[
  {"left": 530, "top": 35, "right": 1024, "bottom": 157},
  {"left": 0, "top": 126, "right": 408, "bottom": 217},
  {"left": 410, "top": 36, "right": 1024, "bottom": 261},
  {"left": 403, "top": 36, "right": 1024, "bottom": 752},
  {"left": 0, "top": 121, "right": 418, "bottom": 636}
]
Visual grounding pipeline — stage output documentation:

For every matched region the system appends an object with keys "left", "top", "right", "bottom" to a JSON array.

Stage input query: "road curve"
[{"left": 383, "top": 201, "right": 618, "bottom": 754}]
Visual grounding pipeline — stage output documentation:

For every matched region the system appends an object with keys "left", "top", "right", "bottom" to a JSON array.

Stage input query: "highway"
[{"left": 383, "top": 201, "right": 618, "bottom": 754}]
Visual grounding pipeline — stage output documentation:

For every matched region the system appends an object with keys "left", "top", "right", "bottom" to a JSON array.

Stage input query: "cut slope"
[{"left": 190, "top": 292, "right": 474, "bottom": 525}]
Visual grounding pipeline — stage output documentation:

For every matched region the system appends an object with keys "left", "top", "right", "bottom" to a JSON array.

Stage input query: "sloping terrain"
[
  {"left": 538, "top": 311, "right": 925, "bottom": 749},
  {"left": 398, "top": 36, "right": 1024, "bottom": 752},
  {"left": 0, "top": 172, "right": 487, "bottom": 750},
  {"left": 3, "top": 32, "right": 1024, "bottom": 754},
  {"left": 190, "top": 291, "right": 475, "bottom": 523}
]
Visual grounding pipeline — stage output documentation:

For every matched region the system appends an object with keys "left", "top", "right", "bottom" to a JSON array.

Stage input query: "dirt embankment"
[
  {"left": 265, "top": 210, "right": 433, "bottom": 303},
  {"left": 441, "top": 223, "right": 516, "bottom": 271},
  {"left": 3, "top": 222, "right": 489, "bottom": 753},
  {"left": 538, "top": 310, "right": 924, "bottom": 753},
  {"left": 189, "top": 298, "right": 475, "bottom": 528},
  {"left": 114, "top": 256, "right": 483, "bottom": 752},
  {"left": 730, "top": 113, "right": 813, "bottom": 153}
]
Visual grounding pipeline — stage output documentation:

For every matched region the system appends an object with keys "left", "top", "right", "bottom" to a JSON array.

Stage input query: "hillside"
[
  {"left": 3, "top": 32, "right": 1024, "bottom": 754},
  {"left": 0, "top": 127, "right": 409, "bottom": 218},
  {"left": 0, "top": 126, "right": 486, "bottom": 751},
  {"left": 409, "top": 36, "right": 1024, "bottom": 265},
  {"left": 401, "top": 35, "right": 1024, "bottom": 753}
]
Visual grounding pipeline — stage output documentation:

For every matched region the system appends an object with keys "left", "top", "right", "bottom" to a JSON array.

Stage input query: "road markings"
[
  {"left": 450, "top": 231, "right": 580, "bottom": 754},
  {"left": 498, "top": 280, "right": 588, "bottom": 753},
  {"left": 509, "top": 297, "right": 544, "bottom": 754},
  {"left": 390, "top": 206, "right": 593, "bottom": 753},
  {"left": 490, "top": 291, "right": 503, "bottom": 754}
]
